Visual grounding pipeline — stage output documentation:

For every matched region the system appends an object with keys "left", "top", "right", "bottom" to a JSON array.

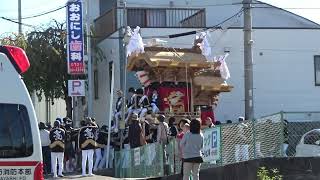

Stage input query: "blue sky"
[{"left": 0, "top": 0, "right": 320, "bottom": 35}]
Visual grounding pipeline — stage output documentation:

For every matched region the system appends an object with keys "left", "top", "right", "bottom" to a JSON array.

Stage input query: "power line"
[
  {"left": 0, "top": 5, "right": 66, "bottom": 29},
  {"left": 22, "top": 5, "right": 66, "bottom": 20},
  {"left": 9, "top": 5, "right": 66, "bottom": 20},
  {"left": 107, "top": 8, "right": 244, "bottom": 40},
  {"left": 125, "top": 2, "right": 241, "bottom": 7},
  {"left": 253, "top": 6, "right": 320, "bottom": 10},
  {"left": 168, "top": 8, "right": 244, "bottom": 38},
  {"left": 0, "top": 17, "right": 36, "bottom": 28},
  {"left": 124, "top": 2, "right": 320, "bottom": 10}
]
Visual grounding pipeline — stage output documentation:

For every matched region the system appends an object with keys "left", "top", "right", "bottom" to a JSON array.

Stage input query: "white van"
[{"left": 0, "top": 45, "right": 43, "bottom": 180}]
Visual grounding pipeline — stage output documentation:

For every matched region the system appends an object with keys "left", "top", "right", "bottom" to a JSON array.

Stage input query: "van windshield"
[{"left": 0, "top": 103, "right": 33, "bottom": 158}]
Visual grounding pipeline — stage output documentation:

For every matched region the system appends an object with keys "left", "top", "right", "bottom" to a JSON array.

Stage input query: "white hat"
[{"left": 238, "top": 116, "right": 245, "bottom": 122}]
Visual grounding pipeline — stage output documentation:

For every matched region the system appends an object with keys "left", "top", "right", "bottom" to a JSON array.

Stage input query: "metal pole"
[
  {"left": 243, "top": 0, "right": 254, "bottom": 120},
  {"left": 106, "top": 62, "right": 115, "bottom": 168},
  {"left": 119, "top": 1, "right": 127, "bottom": 150},
  {"left": 18, "top": 0, "right": 22, "bottom": 34},
  {"left": 86, "top": 0, "right": 93, "bottom": 117}
]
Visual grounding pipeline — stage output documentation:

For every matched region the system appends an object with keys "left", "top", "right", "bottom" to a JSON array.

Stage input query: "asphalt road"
[{"left": 45, "top": 174, "right": 121, "bottom": 180}]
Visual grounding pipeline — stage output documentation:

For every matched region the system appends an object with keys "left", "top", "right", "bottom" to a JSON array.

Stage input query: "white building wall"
[
  {"left": 93, "top": 32, "right": 121, "bottom": 126},
  {"left": 107, "top": 28, "right": 320, "bottom": 122},
  {"left": 119, "top": 0, "right": 318, "bottom": 29},
  {"left": 34, "top": 95, "right": 66, "bottom": 124},
  {"left": 86, "top": 0, "right": 100, "bottom": 21},
  {"left": 91, "top": 0, "right": 320, "bottom": 122}
]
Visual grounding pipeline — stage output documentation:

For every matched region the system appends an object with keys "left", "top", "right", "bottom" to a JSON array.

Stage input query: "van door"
[{"left": 0, "top": 104, "right": 42, "bottom": 180}]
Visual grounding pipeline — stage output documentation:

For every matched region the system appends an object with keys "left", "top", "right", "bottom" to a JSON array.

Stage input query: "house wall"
[
  {"left": 118, "top": 0, "right": 319, "bottom": 28},
  {"left": 93, "top": 30, "right": 141, "bottom": 125},
  {"left": 92, "top": 32, "right": 120, "bottom": 126},
  {"left": 99, "top": 0, "right": 117, "bottom": 15},
  {"left": 91, "top": 0, "right": 320, "bottom": 123},
  {"left": 98, "top": 27, "right": 320, "bottom": 122},
  {"left": 33, "top": 95, "right": 66, "bottom": 124}
]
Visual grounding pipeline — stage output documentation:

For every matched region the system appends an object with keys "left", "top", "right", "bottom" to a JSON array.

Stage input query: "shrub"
[{"left": 257, "top": 167, "right": 283, "bottom": 180}]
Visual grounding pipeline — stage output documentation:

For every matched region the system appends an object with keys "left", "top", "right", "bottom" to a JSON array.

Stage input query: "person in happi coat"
[
  {"left": 78, "top": 117, "right": 98, "bottom": 176},
  {"left": 49, "top": 120, "right": 66, "bottom": 178},
  {"left": 150, "top": 90, "right": 160, "bottom": 115},
  {"left": 125, "top": 87, "right": 137, "bottom": 123},
  {"left": 137, "top": 88, "right": 150, "bottom": 119},
  {"left": 93, "top": 124, "right": 108, "bottom": 171},
  {"left": 114, "top": 90, "right": 123, "bottom": 132}
]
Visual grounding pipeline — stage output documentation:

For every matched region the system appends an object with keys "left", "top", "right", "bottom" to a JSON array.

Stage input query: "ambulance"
[{"left": 0, "top": 45, "right": 43, "bottom": 180}]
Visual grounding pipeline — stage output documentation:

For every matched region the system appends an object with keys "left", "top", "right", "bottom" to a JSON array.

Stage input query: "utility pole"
[
  {"left": 86, "top": 0, "right": 93, "bottom": 117},
  {"left": 18, "top": 0, "right": 22, "bottom": 34},
  {"left": 119, "top": 0, "right": 127, "bottom": 150},
  {"left": 18, "top": 0, "right": 37, "bottom": 108},
  {"left": 243, "top": 0, "right": 254, "bottom": 120}
]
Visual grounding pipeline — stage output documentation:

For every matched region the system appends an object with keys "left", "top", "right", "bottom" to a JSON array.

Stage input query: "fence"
[{"left": 114, "top": 111, "right": 320, "bottom": 179}]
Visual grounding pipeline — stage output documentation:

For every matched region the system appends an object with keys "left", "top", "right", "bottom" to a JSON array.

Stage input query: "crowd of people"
[
  {"left": 39, "top": 117, "right": 113, "bottom": 178},
  {"left": 39, "top": 86, "right": 246, "bottom": 179},
  {"left": 113, "top": 87, "right": 222, "bottom": 180}
]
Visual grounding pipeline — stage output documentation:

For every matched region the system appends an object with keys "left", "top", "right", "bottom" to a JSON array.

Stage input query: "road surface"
[{"left": 45, "top": 174, "right": 121, "bottom": 180}]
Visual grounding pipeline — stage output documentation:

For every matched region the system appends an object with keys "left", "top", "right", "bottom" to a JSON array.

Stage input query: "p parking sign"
[
  {"left": 202, "top": 126, "right": 221, "bottom": 162},
  {"left": 68, "top": 80, "right": 85, "bottom": 96}
]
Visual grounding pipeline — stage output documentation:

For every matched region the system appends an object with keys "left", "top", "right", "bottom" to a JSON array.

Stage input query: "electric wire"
[
  {"left": 5, "top": 5, "right": 66, "bottom": 20},
  {"left": 0, "top": 17, "right": 36, "bottom": 28}
]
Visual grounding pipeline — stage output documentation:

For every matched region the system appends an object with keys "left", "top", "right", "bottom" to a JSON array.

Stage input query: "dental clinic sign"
[
  {"left": 202, "top": 126, "right": 221, "bottom": 162},
  {"left": 67, "top": 0, "right": 84, "bottom": 74}
]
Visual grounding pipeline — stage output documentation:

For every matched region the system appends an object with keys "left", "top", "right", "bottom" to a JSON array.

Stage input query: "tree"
[
  {"left": 27, "top": 20, "right": 74, "bottom": 117},
  {"left": 0, "top": 20, "right": 73, "bottom": 118}
]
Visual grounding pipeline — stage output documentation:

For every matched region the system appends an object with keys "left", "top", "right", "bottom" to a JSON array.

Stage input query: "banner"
[
  {"left": 202, "top": 126, "right": 221, "bottom": 162},
  {"left": 158, "top": 87, "right": 191, "bottom": 112},
  {"left": 67, "top": 0, "right": 85, "bottom": 74}
]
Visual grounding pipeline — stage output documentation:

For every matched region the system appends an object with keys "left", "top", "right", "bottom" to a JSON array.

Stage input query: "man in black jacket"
[{"left": 49, "top": 120, "right": 66, "bottom": 178}]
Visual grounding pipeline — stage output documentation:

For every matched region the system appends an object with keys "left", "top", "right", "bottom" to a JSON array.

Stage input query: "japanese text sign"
[
  {"left": 67, "top": 0, "right": 84, "bottom": 74},
  {"left": 202, "top": 126, "right": 221, "bottom": 162}
]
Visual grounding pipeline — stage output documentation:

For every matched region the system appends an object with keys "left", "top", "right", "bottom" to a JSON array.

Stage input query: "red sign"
[
  {"left": 158, "top": 87, "right": 191, "bottom": 113},
  {"left": 69, "top": 62, "right": 84, "bottom": 74}
]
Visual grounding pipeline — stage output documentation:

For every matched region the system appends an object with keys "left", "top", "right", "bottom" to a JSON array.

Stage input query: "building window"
[
  {"left": 109, "top": 61, "right": 113, "bottom": 92},
  {"left": 127, "top": 9, "right": 146, "bottom": 27},
  {"left": 94, "top": 70, "right": 99, "bottom": 99},
  {"left": 146, "top": 9, "right": 166, "bottom": 27},
  {"left": 315, "top": 56, "right": 320, "bottom": 86},
  {"left": 127, "top": 9, "right": 166, "bottom": 27}
]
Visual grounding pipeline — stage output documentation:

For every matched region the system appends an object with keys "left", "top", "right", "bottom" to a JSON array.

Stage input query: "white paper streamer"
[
  {"left": 216, "top": 53, "right": 230, "bottom": 80},
  {"left": 196, "top": 31, "right": 212, "bottom": 60},
  {"left": 126, "top": 26, "right": 145, "bottom": 57}
]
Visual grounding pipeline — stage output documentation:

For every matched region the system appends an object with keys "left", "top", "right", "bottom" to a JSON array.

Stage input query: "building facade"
[{"left": 88, "top": 0, "right": 320, "bottom": 124}]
